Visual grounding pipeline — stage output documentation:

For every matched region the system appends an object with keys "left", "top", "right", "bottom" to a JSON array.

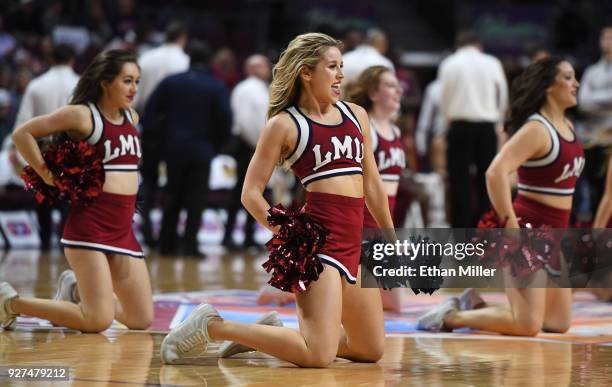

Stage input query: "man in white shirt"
[
  {"left": 137, "top": 21, "right": 189, "bottom": 247},
  {"left": 230, "top": 55, "right": 270, "bottom": 150},
  {"left": 579, "top": 25, "right": 612, "bottom": 136},
  {"left": 342, "top": 28, "right": 395, "bottom": 86},
  {"left": 14, "top": 44, "right": 78, "bottom": 128},
  {"left": 578, "top": 25, "right": 612, "bottom": 223},
  {"left": 12, "top": 43, "right": 79, "bottom": 249},
  {"left": 415, "top": 79, "right": 445, "bottom": 158},
  {"left": 134, "top": 21, "right": 189, "bottom": 114},
  {"left": 438, "top": 30, "right": 508, "bottom": 227},
  {"left": 223, "top": 54, "right": 271, "bottom": 249}
]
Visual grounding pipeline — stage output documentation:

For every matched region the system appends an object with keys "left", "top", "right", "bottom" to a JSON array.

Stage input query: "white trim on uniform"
[
  {"left": 104, "top": 164, "right": 139, "bottom": 171},
  {"left": 391, "top": 124, "right": 401, "bottom": 138},
  {"left": 336, "top": 101, "right": 361, "bottom": 133},
  {"left": 369, "top": 119, "right": 379, "bottom": 151},
  {"left": 124, "top": 109, "right": 134, "bottom": 125},
  {"left": 317, "top": 253, "right": 357, "bottom": 283},
  {"left": 544, "top": 263, "right": 561, "bottom": 277},
  {"left": 517, "top": 183, "right": 574, "bottom": 195},
  {"left": 380, "top": 174, "right": 401, "bottom": 181},
  {"left": 87, "top": 102, "right": 104, "bottom": 145},
  {"left": 284, "top": 106, "right": 310, "bottom": 168},
  {"left": 522, "top": 113, "right": 559, "bottom": 167},
  {"left": 301, "top": 166, "right": 363, "bottom": 185},
  {"left": 60, "top": 238, "right": 144, "bottom": 257}
]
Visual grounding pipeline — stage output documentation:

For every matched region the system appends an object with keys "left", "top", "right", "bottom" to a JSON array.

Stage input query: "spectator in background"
[
  {"left": 223, "top": 54, "right": 271, "bottom": 250},
  {"left": 439, "top": 30, "right": 508, "bottom": 227},
  {"left": 110, "top": 0, "right": 138, "bottom": 38},
  {"left": 413, "top": 78, "right": 448, "bottom": 228},
  {"left": 578, "top": 25, "right": 612, "bottom": 222},
  {"left": 579, "top": 25, "right": 612, "bottom": 135},
  {"left": 14, "top": 43, "right": 78, "bottom": 129},
  {"left": 527, "top": 44, "right": 550, "bottom": 63},
  {"left": 9, "top": 67, "right": 33, "bottom": 125},
  {"left": 134, "top": 21, "right": 189, "bottom": 113},
  {"left": 341, "top": 27, "right": 364, "bottom": 53},
  {"left": 0, "top": 89, "right": 12, "bottom": 144},
  {"left": 593, "top": 154, "right": 612, "bottom": 228},
  {"left": 136, "top": 20, "right": 189, "bottom": 246},
  {"left": 85, "top": 0, "right": 114, "bottom": 46},
  {"left": 415, "top": 78, "right": 445, "bottom": 161},
  {"left": 342, "top": 28, "right": 394, "bottom": 86},
  {"left": 144, "top": 41, "right": 231, "bottom": 256},
  {"left": 0, "top": 65, "right": 11, "bottom": 89},
  {"left": 0, "top": 142, "right": 24, "bottom": 192},
  {"left": 11, "top": 43, "right": 78, "bottom": 249},
  {"left": 211, "top": 47, "right": 241, "bottom": 90},
  {"left": 5, "top": 0, "right": 44, "bottom": 36},
  {"left": 588, "top": 148, "right": 612, "bottom": 299},
  {"left": 0, "top": 16, "right": 17, "bottom": 58}
]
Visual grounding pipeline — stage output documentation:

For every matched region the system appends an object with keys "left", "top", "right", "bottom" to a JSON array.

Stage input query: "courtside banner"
[
  {"left": 360, "top": 228, "right": 612, "bottom": 290},
  {"left": 0, "top": 211, "right": 41, "bottom": 249}
]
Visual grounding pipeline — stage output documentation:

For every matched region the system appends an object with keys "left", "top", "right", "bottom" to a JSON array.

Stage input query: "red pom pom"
[
  {"left": 21, "top": 139, "right": 105, "bottom": 206},
  {"left": 477, "top": 209, "right": 507, "bottom": 228},
  {"left": 262, "top": 204, "right": 329, "bottom": 293},
  {"left": 475, "top": 208, "right": 555, "bottom": 277}
]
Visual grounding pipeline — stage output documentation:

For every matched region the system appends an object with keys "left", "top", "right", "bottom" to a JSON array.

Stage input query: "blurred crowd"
[{"left": 0, "top": 0, "right": 610, "bottom": 252}]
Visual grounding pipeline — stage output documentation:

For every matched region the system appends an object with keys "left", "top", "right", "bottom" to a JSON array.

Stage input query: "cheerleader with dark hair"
[
  {"left": 1, "top": 50, "right": 153, "bottom": 333},
  {"left": 417, "top": 57, "right": 584, "bottom": 336}
]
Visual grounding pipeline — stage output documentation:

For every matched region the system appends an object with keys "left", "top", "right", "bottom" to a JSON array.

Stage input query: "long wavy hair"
[
  {"left": 267, "top": 33, "right": 342, "bottom": 118},
  {"left": 507, "top": 56, "right": 565, "bottom": 135},
  {"left": 345, "top": 65, "right": 390, "bottom": 112},
  {"left": 70, "top": 49, "right": 138, "bottom": 105}
]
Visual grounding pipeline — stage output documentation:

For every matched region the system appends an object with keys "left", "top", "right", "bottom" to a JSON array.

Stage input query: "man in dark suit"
[{"left": 143, "top": 40, "right": 231, "bottom": 256}]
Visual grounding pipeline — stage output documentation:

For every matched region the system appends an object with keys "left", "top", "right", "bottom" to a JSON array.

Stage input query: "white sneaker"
[
  {"left": 160, "top": 303, "right": 221, "bottom": 364},
  {"left": 458, "top": 288, "right": 485, "bottom": 311},
  {"left": 416, "top": 298, "right": 459, "bottom": 332},
  {"left": 54, "top": 270, "right": 78, "bottom": 303},
  {"left": 219, "top": 311, "right": 283, "bottom": 358},
  {"left": 0, "top": 282, "right": 18, "bottom": 330}
]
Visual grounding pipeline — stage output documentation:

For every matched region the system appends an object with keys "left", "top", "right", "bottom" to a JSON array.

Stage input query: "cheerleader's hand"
[
  {"left": 40, "top": 166, "right": 56, "bottom": 187},
  {"left": 505, "top": 217, "right": 520, "bottom": 229}
]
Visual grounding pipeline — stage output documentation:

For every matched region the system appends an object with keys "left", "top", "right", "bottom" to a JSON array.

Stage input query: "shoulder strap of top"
[
  {"left": 124, "top": 108, "right": 134, "bottom": 125},
  {"left": 336, "top": 101, "right": 362, "bottom": 133},
  {"left": 528, "top": 113, "right": 556, "bottom": 136},
  {"left": 85, "top": 102, "right": 104, "bottom": 145},
  {"left": 522, "top": 113, "right": 560, "bottom": 167},
  {"left": 283, "top": 106, "right": 310, "bottom": 169},
  {"left": 368, "top": 119, "right": 379, "bottom": 151},
  {"left": 391, "top": 124, "right": 402, "bottom": 140}
]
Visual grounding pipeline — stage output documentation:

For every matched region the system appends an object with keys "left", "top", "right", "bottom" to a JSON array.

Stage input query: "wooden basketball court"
[{"left": 1, "top": 250, "right": 611, "bottom": 386}]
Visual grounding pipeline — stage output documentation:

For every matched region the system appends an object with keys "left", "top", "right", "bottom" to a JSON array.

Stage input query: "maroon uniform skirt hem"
[{"left": 61, "top": 192, "right": 144, "bottom": 258}]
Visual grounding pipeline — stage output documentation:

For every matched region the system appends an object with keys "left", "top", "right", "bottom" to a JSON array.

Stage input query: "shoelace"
[{"left": 177, "top": 330, "right": 207, "bottom": 354}]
